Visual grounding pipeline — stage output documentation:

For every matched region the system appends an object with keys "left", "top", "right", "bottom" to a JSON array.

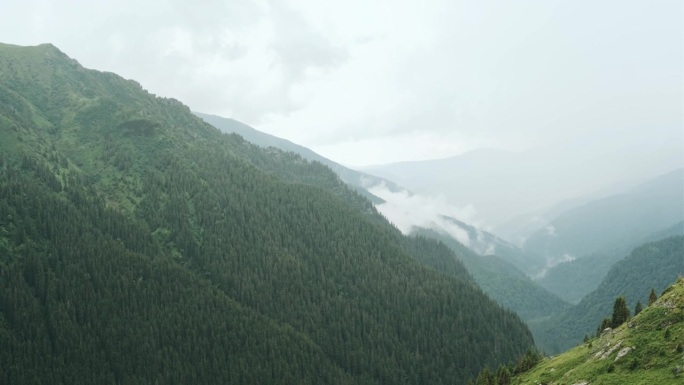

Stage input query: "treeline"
[{"left": 467, "top": 349, "right": 542, "bottom": 385}]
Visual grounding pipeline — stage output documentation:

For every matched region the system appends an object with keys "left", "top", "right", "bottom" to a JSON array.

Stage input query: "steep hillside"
[
  {"left": 0, "top": 165, "right": 356, "bottom": 384},
  {"left": 0, "top": 42, "right": 534, "bottom": 384},
  {"left": 508, "top": 277, "right": 684, "bottom": 385},
  {"left": 534, "top": 236, "right": 684, "bottom": 354}
]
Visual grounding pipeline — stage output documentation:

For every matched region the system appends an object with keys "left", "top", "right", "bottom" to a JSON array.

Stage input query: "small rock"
[
  {"left": 599, "top": 340, "right": 623, "bottom": 360},
  {"left": 614, "top": 346, "right": 633, "bottom": 362},
  {"left": 601, "top": 327, "right": 612, "bottom": 336},
  {"left": 571, "top": 382, "right": 589, "bottom": 385}
]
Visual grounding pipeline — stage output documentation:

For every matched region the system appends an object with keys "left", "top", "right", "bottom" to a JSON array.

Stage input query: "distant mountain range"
[
  {"left": 527, "top": 169, "right": 684, "bottom": 302},
  {"left": 361, "top": 147, "right": 683, "bottom": 230},
  {"left": 532, "top": 235, "right": 684, "bottom": 354},
  {"left": 524, "top": 168, "right": 684, "bottom": 260}
]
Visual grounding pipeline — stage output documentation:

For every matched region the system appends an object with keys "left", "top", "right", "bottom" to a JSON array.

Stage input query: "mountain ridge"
[
  {"left": 361, "top": 145, "right": 683, "bottom": 229},
  {"left": 194, "top": 111, "right": 404, "bottom": 203}
]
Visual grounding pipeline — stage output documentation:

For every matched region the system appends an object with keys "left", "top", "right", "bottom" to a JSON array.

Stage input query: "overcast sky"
[{"left": 1, "top": 0, "right": 682, "bottom": 166}]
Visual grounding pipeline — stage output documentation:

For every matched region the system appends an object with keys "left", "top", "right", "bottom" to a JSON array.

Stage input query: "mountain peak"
[
  {"left": 0, "top": 41, "right": 84, "bottom": 74},
  {"left": 0, "top": 41, "right": 62, "bottom": 55}
]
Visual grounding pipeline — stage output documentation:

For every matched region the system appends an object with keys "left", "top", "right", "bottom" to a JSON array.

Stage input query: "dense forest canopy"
[{"left": 0, "top": 42, "right": 534, "bottom": 384}]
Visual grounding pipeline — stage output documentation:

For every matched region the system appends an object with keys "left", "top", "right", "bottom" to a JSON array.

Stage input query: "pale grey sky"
[{"left": 1, "top": 0, "right": 682, "bottom": 167}]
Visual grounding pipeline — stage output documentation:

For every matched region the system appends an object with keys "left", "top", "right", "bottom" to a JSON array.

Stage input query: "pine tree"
[
  {"left": 611, "top": 296, "right": 630, "bottom": 328},
  {"left": 634, "top": 301, "right": 643, "bottom": 316},
  {"left": 496, "top": 365, "right": 512, "bottom": 385},
  {"left": 475, "top": 367, "right": 494, "bottom": 385},
  {"left": 597, "top": 318, "right": 612, "bottom": 336},
  {"left": 649, "top": 288, "right": 657, "bottom": 305}
]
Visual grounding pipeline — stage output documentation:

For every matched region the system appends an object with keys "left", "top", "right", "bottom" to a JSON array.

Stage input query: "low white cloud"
[
  {"left": 475, "top": 229, "right": 498, "bottom": 256},
  {"left": 534, "top": 253, "right": 576, "bottom": 279},
  {"left": 368, "top": 183, "right": 479, "bottom": 246},
  {"left": 545, "top": 225, "right": 557, "bottom": 236}
]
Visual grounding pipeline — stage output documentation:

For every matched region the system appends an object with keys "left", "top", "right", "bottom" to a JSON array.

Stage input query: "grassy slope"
[{"left": 512, "top": 277, "right": 684, "bottom": 385}]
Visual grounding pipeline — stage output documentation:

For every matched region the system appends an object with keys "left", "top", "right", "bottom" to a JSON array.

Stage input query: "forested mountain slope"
[
  {"left": 194, "top": 112, "right": 403, "bottom": 202},
  {"left": 413, "top": 228, "right": 569, "bottom": 323},
  {"left": 533, "top": 236, "right": 684, "bottom": 354},
  {"left": 0, "top": 42, "right": 534, "bottom": 384}
]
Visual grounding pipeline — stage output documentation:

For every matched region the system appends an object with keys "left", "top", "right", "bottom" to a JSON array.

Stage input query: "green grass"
[{"left": 513, "top": 277, "right": 684, "bottom": 384}]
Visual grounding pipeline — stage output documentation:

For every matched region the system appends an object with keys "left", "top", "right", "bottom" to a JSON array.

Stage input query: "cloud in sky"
[
  {"left": 368, "top": 183, "right": 478, "bottom": 246},
  {"left": 0, "top": 0, "right": 681, "bottom": 166},
  {"left": 368, "top": 183, "right": 507, "bottom": 256}
]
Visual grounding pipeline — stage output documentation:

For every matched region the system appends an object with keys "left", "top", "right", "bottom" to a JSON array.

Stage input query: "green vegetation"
[
  {"left": 612, "top": 296, "right": 630, "bottom": 328},
  {"left": 506, "top": 277, "right": 684, "bottom": 385},
  {"left": 194, "top": 111, "right": 403, "bottom": 204},
  {"left": 0, "top": 42, "right": 535, "bottom": 384},
  {"left": 651, "top": 288, "right": 659, "bottom": 305},
  {"left": 635, "top": 301, "right": 643, "bottom": 316},
  {"left": 468, "top": 349, "right": 542, "bottom": 385},
  {"left": 533, "top": 235, "right": 684, "bottom": 354}
]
